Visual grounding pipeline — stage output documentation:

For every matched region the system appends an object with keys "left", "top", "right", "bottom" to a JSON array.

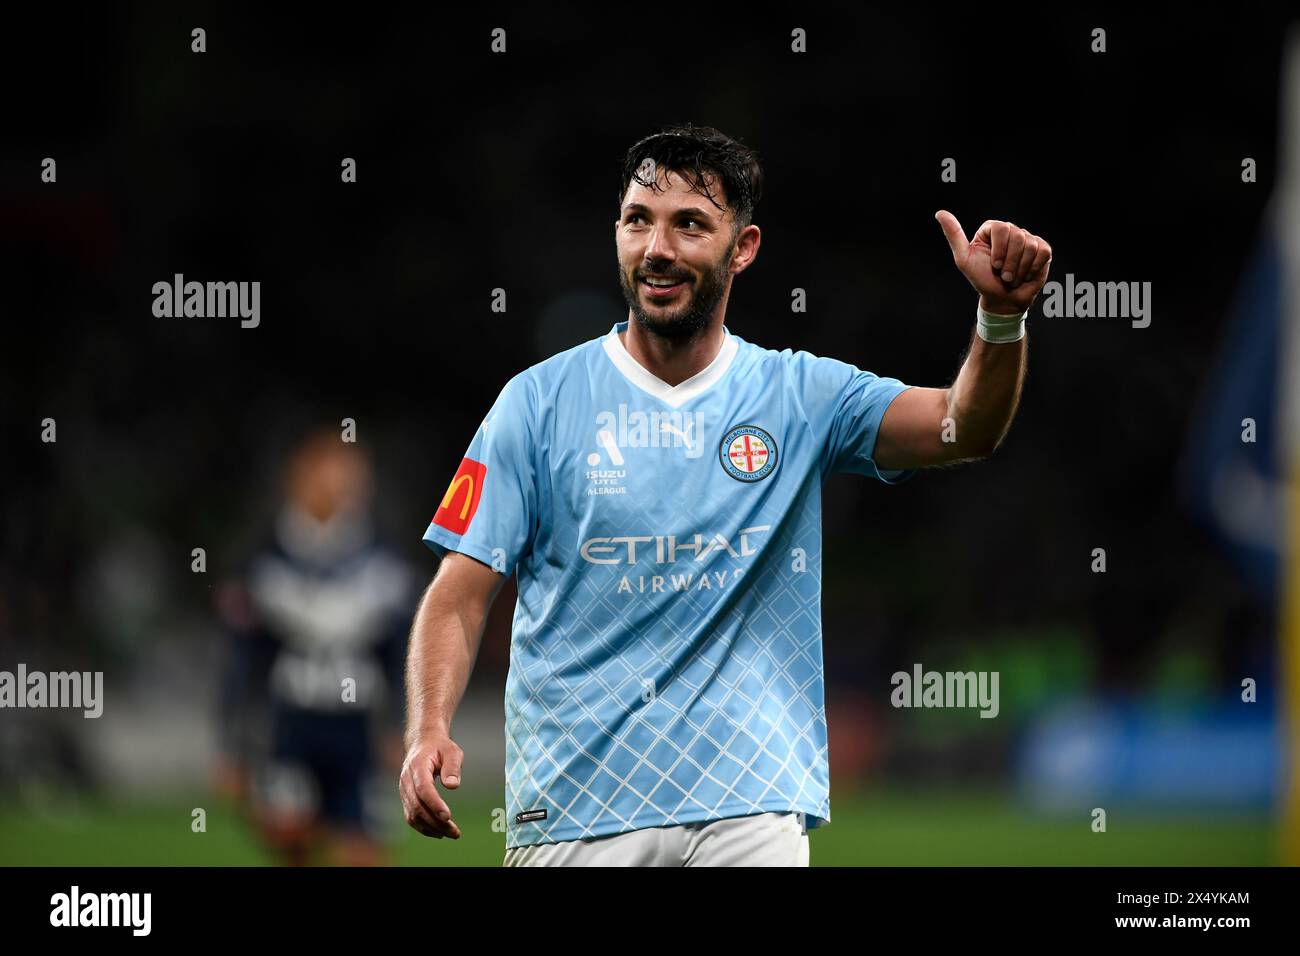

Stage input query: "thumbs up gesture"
[{"left": 935, "top": 211, "right": 1052, "bottom": 314}]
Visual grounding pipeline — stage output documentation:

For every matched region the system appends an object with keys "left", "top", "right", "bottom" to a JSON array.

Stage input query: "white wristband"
[{"left": 976, "top": 304, "right": 1026, "bottom": 343}]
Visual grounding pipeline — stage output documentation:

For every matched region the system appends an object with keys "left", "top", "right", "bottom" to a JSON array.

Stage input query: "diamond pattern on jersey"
[{"left": 506, "top": 472, "right": 829, "bottom": 846}]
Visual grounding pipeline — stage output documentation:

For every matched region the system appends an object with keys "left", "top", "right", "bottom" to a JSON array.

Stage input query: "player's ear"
[{"left": 732, "top": 224, "right": 761, "bottom": 273}]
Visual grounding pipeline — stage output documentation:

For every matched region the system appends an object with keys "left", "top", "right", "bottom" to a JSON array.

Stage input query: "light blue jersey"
[{"left": 423, "top": 320, "right": 914, "bottom": 848}]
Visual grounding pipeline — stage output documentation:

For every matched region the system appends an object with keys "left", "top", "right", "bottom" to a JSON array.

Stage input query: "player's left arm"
[{"left": 873, "top": 211, "right": 1052, "bottom": 470}]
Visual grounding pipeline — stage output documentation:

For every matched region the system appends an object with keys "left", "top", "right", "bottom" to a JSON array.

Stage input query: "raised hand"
[{"left": 935, "top": 210, "right": 1052, "bottom": 315}]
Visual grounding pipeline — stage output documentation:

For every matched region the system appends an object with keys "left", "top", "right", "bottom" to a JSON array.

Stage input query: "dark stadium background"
[{"left": 1, "top": 6, "right": 1292, "bottom": 864}]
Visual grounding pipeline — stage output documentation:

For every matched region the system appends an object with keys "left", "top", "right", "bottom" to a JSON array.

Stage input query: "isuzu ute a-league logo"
[
  {"left": 586, "top": 406, "right": 708, "bottom": 496},
  {"left": 720, "top": 424, "right": 777, "bottom": 482},
  {"left": 586, "top": 428, "right": 627, "bottom": 496}
]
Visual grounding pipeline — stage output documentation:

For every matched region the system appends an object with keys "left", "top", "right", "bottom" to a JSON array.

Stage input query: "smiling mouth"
[{"left": 640, "top": 275, "right": 688, "bottom": 297}]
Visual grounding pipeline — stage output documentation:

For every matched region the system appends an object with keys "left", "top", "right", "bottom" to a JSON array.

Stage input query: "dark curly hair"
[{"left": 618, "top": 124, "right": 763, "bottom": 238}]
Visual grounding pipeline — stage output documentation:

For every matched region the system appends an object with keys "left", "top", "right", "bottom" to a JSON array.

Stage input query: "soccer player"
[
  {"left": 400, "top": 124, "right": 1051, "bottom": 866},
  {"left": 216, "top": 429, "right": 414, "bottom": 865}
]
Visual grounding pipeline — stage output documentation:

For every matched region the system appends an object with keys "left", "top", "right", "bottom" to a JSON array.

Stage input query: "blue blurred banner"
[{"left": 1176, "top": 219, "right": 1282, "bottom": 602}]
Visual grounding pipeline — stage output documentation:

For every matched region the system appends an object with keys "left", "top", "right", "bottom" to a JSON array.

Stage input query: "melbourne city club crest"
[{"left": 720, "top": 424, "right": 777, "bottom": 482}]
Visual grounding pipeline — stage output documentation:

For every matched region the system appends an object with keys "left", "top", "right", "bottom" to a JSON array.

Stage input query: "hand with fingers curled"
[
  {"left": 399, "top": 732, "right": 464, "bottom": 840},
  {"left": 935, "top": 210, "right": 1053, "bottom": 317}
]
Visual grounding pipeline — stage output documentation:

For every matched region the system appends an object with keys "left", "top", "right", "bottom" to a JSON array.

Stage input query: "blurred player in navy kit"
[{"left": 215, "top": 429, "right": 415, "bottom": 865}]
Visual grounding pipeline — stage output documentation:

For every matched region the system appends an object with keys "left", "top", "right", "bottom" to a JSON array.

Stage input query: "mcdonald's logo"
[{"left": 433, "top": 457, "right": 486, "bottom": 535}]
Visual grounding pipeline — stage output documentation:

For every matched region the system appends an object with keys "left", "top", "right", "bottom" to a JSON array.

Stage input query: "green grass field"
[{"left": 0, "top": 787, "right": 1276, "bottom": 866}]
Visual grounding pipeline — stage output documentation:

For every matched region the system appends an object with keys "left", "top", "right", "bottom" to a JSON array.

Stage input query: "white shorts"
[{"left": 502, "top": 811, "right": 809, "bottom": 867}]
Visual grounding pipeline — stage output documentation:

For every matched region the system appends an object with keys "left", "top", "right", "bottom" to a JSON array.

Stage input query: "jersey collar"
[{"left": 601, "top": 320, "right": 738, "bottom": 409}]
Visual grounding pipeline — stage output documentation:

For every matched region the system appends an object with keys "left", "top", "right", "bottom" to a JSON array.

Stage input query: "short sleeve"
[
  {"left": 422, "top": 373, "right": 538, "bottom": 577},
  {"left": 795, "top": 352, "right": 915, "bottom": 483}
]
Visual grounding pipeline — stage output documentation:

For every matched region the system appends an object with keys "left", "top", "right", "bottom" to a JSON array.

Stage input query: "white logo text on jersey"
[
  {"left": 580, "top": 525, "right": 770, "bottom": 565},
  {"left": 581, "top": 525, "right": 772, "bottom": 596}
]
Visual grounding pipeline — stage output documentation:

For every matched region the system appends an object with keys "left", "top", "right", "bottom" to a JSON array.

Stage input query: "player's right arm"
[
  {"left": 404, "top": 371, "right": 539, "bottom": 839},
  {"left": 399, "top": 550, "right": 506, "bottom": 839}
]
